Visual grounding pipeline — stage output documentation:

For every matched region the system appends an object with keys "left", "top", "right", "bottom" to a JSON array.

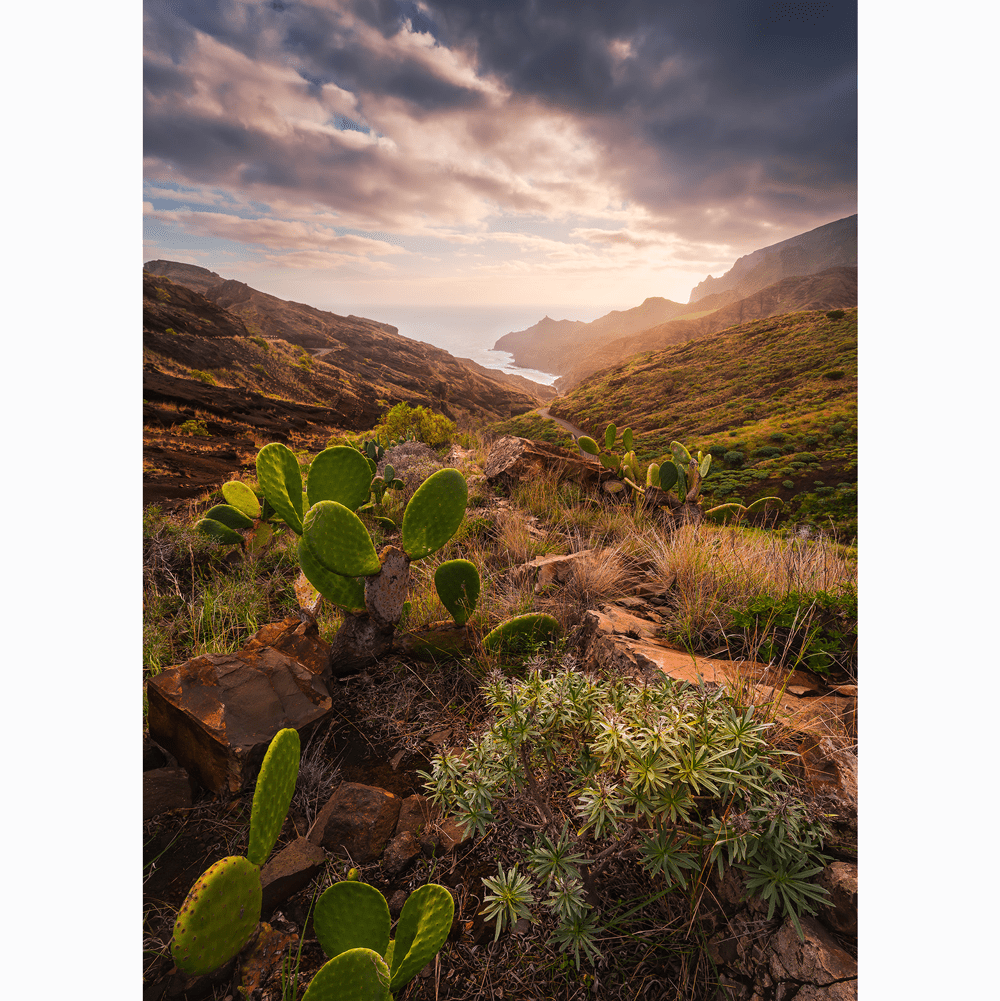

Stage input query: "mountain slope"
[
  {"left": 548, "top": 307, "right": 858, "bottom": 535},
  {"left": 688, "top": 214, "right": 857, "bottom": 305},
  {"left": 554, "top": 266, "right": 857, "bottom": 389}
]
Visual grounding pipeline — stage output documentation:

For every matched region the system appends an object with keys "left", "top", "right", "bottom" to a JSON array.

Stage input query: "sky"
[{"left": 143, "top": 0, "right": 857, "bottom": 313}]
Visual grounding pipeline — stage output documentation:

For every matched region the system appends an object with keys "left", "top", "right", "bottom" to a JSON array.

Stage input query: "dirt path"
[{"left": 536, "top": 407, "right": 591, "bottom": 452}]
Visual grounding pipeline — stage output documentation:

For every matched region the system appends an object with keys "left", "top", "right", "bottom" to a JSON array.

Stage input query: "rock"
[
  {"left": 438, "top": 817, "right": 473, "bottom": 852},
  {"left": 260, "top": 837, "right": 327, "bottom": 916},
  {"left": 484, "top": 436, "right": 606, "bottom": 488},
  {"left": 516, "top": 550, "right": 596, "bottom": 593},
  {"left": 328, "top": 613, "right": 396, "bottom": 675},
  {"left": 816, "top": 861, "right": 858, "bottom": 938},
  {"left": 143, "top": 767, "right": 194, "bottom": 820},
  {"left": 146, "top": 618, "right": 333, "bottom": 794},
  {"left": 143, "top": 736, "right": 169, "bottom": 771},
  {"left": 309, "top": 782, "right": 402, "bottom": 863},
  {"left": 767, "top": 916, "right": 857, "bottom": 998},
  {"left": 394, "top": 623, "right": 470, "bottom": 660},
  {"left": 395, "top": 794, "right": 438, "bottom": 838},
  {"left": 238, "top": 922, "right": 298, "bottom": 997},
  {"left": 382, "top": 830, "right": 421, "bottom": 877},
  {"left": 388, "top": 888, "right": 409, "bottom": 917},
  {"left": 797, "top": 735, "right": 858, "bottom": 831}
]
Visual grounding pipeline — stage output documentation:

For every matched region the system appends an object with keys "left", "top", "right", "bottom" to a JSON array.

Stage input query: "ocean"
[{"left": 342, "top": 303, "right": 608, "bottom": 387}]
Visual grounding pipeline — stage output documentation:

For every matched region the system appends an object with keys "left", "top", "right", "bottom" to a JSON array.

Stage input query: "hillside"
[
  {"left": 548, "top": 307, "right": 858, "bottom": 536},
  {"left": 688, "top": 214, "right": 857, "bottom": 304},
  {"left": 143, "top": 270, "right": 543, "bottom": 505},
  {"left": 554, "top": 266, "right": 857, "bottom": 389}
]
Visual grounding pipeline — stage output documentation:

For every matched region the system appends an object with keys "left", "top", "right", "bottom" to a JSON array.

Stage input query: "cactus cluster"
[
  {"left": 303, "top": 879, "right": 454, "bottom": 999},
  {"left": 578, "top": 422, "right": 638, "bottom": 482},
  {"left": 196, "top": 479, "right": 274, "bottom": 551},
  {"left": 170, "top": 728, "right": 301, "bottom": 976}
]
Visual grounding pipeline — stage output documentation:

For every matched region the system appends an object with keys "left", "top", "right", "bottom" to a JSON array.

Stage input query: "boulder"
[
  {"left": 816, "top": 861, "right": 858, "bottom": 938},
  {"left": 146, "top": 617, "right": 333, "bottom": 794},
  {"left": 766, "top": 916, "right": 857, "bottom": 999},
  {"left": 484, "top": 436, "right": 606, "bottom": 488},
  {"left": 517, "top": 550, "right": 597, "bottom": 594},
  {"left": 382, "top": 830, "right": 421, "bottom": 877},
  {"left": 309, "top": 782, "right": 401, "bottom": 863}
]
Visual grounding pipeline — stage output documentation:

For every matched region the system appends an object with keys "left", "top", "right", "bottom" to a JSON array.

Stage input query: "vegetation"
[
  {"left": 371, "top": 401, "right": 457, "bottom": 448},
  {"left": 549, "top": 309, "right": 857, "bottom": 537},
  {"left": 491, "top": 411, "right": 577, "bottom": 450}
]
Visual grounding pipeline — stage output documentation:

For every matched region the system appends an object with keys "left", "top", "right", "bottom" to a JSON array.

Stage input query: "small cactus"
[
  {"left": 434, "top": 559, "right": 480, "bottom": 626},
  {"left": 401, "top": 468, "right": 468, "bottom": 560},
  {"left": 256, "top": 442, "right": 305, "bottom": 535},
  {"left": 298, "top": 537, "right": 367, "bottom": 613},
  {"left": 482, "top": 613, "right": 561, "bottom": 654},
  {"left": 170, "top": 856, "right": 262, "bottom": 975},
  {"left": 247, "top": 727, "right": 300, "bottom": 866},
  {"left": 314, "top": 881, "right": 391, "bottom": 960}
]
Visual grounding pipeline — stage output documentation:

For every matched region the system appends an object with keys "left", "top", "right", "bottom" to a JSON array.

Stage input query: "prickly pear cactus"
[
  {"left": 256, "top": 442, "right": 305, "bottom": 535},
  {"left": 222, "top": 481, "right": 261, "bottom": 519},
  {"left": 313, "top": 880, "right": 391, "bottom": 960},
  {"left": 203, "top": 504, "right": 255, "bottom": 531},
  {"left": 578, "top": 436, "right": 599, "bottom": 455},
  {"left": 401, "top": 468, "right": 468, "bottom": 560},
  {"left": 301, "top": 948, "right": 391, "bottom": 1001},
  {"left": 657, "top": 462, "right": 678, "bottom": 491},
  {"left": 298, "top": 538, "right": 367, "bottom": 613},
  {"left": 604, "top": 423, "right": 617, "bottom": 450},
  {"left": 247, "top": 727, "right": 301, "bottom": 866},
  {"left": 303, "top": 501, "right": 383, "bottom": 577},
  {"left": 388, "top": 883, "right": 455, "bottom": 992},
  {"left": 170, "top": 856, "right": 262, "bottom": 976},
  {"left": 482, "top": 613, "right": 561, "bottom": 654},
  {"left": 434, "top": 559, "right": 480, "bottom": 626},
  {"left": 306, "top": 447, "right": 374, "bottom": 512},
  {"left": 196, "top": 517, "right": 244, "bottom": 546}
]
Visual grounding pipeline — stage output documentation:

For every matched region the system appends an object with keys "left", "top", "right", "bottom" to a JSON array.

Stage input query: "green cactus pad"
[
  {"left": 196, "top": 518, "right": 244, "bottom": 546},
  {"left": 246, "top": 522, "right": 273, "bottom": 553},
  {"left": 674, "top": 462, "right": 687, "bottom": 499},
  {"left": 434, "top": 559, "right": 481, "bottom": 626},
  {"left": 302, "top": 949, "right": 391, "bottom": 1001},
  {"left": 657, "top": 462, "right": 678, "bottom": 491},
  {"left": 578, "top": 436, "right": 599, "bottom": 455},
  {"left": 604, "top": 423, "right": 616, "bottom": 450},
  {"left": 256, "top": 443, "right": 304, "bottom": 535},
  {"left": 622, "top": 427, "right": 633, "bottom": 452},
  {"left": 646, "top": 463, "right": 660, "bottom": 488},
  {"left": 670, "top": 441, "right": 692, "bottom": 465},
  {"left": 298, "top": 538, "right": 367, "bottom": 613},
  {"left": 482, "top": 613, "right": 562, "bottom": 654},
  {"left": 598, "top": 453, "right": 619, "bottom": 471},
  {"left": 204, "top": 504, "right": 255, "bottom": 531},
  {"left": 170, "top": 856, "right": 262, "bottom": 976},
  {"left": 374, "top": 516, "right": 398, "bottom": 533},
  {"left": 247, "top": 728, "right": 300, "bottom": 866},
  {"left": 303, "top": 501, "right": 382, "bottom": 577},
  {"left": 389, "top": 884, "right": 455, "bottom": 992},
  {"left": 699, "top": 453, "right": 712, "bottom": 478},
  {"left": 222, "top": 481, "right": 262, "bottom": 519},
  {"left": 306, "top": 447, "right": 374, "bottom": 512},
  {"left": 314, "top": 881, "right": 391, "bottom": 960},
  {"left": 401, "top": 468, "right": 468, "bottom": 560}
]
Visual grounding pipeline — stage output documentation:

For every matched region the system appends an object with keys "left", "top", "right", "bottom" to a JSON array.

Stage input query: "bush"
[
  {"left": 768, "top": 432, "right": 787, "bottom": 444},
  {"left": 752, "top": 446, "right": 782, "bottom": 458},
  {"left": 825, "top": 309, "right": 846, "bottom": 320},
  {"left": 782, "top": 480, "right": 795, "bottom": 489},
  {"left": 250, "top": 336, "right": 269, "bottom": 351},
  {"left": 830, "top": 422, "right": 847, "bottom": 439},
  {"left": 822, "top": 370, "right": 845, "bottom": 380},
  {"left": 372, "top": 402, "right": 457, "bottom": 448},
  {"left": 797, "top": 452, "right": 819, "bottom": 463},
  {"left": 189, "top": 369, "right": 217, "bottom": 386},
  {"left": 724, "top": 451, "right": 745, "bottom": 468}
]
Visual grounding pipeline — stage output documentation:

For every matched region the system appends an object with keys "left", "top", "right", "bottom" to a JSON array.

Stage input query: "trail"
[{"left": 536, "top": 407, "right": 592, "bottom": 454}]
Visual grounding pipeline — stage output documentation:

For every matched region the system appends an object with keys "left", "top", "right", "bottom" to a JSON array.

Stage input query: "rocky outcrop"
[{"left": 483, "top": 435, "right": 607, "bottom": 488}]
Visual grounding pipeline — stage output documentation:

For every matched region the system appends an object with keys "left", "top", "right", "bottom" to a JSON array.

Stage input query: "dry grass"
[{"left": 535, "top": 543, "right": 642, "bottom": 629}]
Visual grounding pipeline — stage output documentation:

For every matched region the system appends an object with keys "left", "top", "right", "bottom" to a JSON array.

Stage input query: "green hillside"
[{"left": 549, "top": 308, "right": 857, "bottom": 537}]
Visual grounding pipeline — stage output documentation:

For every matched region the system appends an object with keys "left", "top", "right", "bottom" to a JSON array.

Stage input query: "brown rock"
[
  {"left": 146, "top": 622, "right": 333, "bottom": 794},
  {"left": 260, "top": 837, "right": 327, "bottom": 916},
  {"left": 816, "top": 861, "right": 858, "bottom": 938},
  {"left": 517, "top": 550, "right": 596, "bottom": 594},
  {"left": 395, "top": 794, "right": 438, "bottom": 838},
  {"left": 143, "top": 767, "right": 194, "bottom": 820},
  {"left": 767, "top": 916, "right": 857, "bottom": 998},
  {"left": 484, "top": 436, "right": 606, "bottom": 488},
  {"left": 238, "top": 922, "right": 298, "bottom": 996},
  {"left": 388, "top": 889, "right": 409, "bottom": 917},
  {"left": 797, "top": 735, "right": 858, "bottom": 828},
  {"left": 438, "top": 818, "right": 473, "bottom": 852},
  {"left": 309, "top": 783, "right": 401, "bottom": 863},
  {"left": 382, "top": 830, "right": 421, "bottom": 877}
]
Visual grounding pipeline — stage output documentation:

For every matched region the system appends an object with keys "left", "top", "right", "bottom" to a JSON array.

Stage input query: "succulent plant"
[
  {"left": 307, "top": 446, "right": 374, "bottom": 512},
  {"left": 309, "top": 881, "right": 454, "bottom": 996},
  {"left": 482, "top": 613, "right": 561, "bottom": 654},
  {"left": 301, "top": 949, "right": 392, "bottom": 1001},
  {"left": 433, "top": 559, "right": 480, "bottom": 626},
  {"left": 170, "top": 728, "right": 300, "bottom": 977}
]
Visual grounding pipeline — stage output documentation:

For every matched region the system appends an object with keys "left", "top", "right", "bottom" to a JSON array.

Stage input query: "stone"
[
  {"left": 484, "top": 436, "right": 606, "bottom": 488},
  {"left": 797, "top": 735, "right": 858, "bottom": 829},
  {"left": 238, "top": 922, "right": 298, "bottom": 997},
  {"left": 395, "top": 794, "right": 438, "bottom": 838},
  {"left": 816, "top": 861, "right": 858, "bottom": 938},
  {"left": 143, "top": 736, "right": 169, "bottom": 771},
  {"left": 388, "top": 888, "right": 409, "bottom": 917},
  {"left": 767, "top": 916, "right": 857, "bottom": 999},
  {"left": 143, "top": 767, "right": 194, "bottom": 820},
  {"left": 517, "top": 550, "right": 596, "bottom": 593},
  {"left": 146, "top": 618, "right": 334, "bottom": 794},
  {"left": 382, "top": 830, "right": 421, "bottom": 877},
  {"left": 438, "top": 817, "right": 473, "bottom": 852},
  {"left": 309, "top": 782, "right": 401, "bottom": 863},
  {"left": 260, "top": 837, "right": 327, "bottom": 916}
]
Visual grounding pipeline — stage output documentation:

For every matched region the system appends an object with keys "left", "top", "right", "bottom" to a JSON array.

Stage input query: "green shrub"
[
  {"left": 803, "top": 435, "right": 820, "bottom": 447},
  {"left": 830, "top": 422, "right": 847, "bottom": 439},
  {"left": 724, "top": 450, "right": 745, "bottom": 468},
  {"left": 252, "top": 364, "right": 266, "bottom": 375},
  {"left": 822, "top": 370, "right": 845, "bottom": 380},
  {"left": 768, "top": 432, "right": 787, "bottom": 444},
  {"left": 178, "top": 418, "right": 209, "bottom": 437},
  {"left": 782, "top": 480, "right": 795, "bottom": 489},
  {"left": 250, "top": 336, "right": 269, "bottom": 351},
  {"left": 189, "top": 369, "right": 217, "bottom": 386},
  {"left": 752, "top": 446, "right": 782, "bottom": 458},
  {"left": 165, "top": 327, "right": 179, "bottom": 336},
  {"left": 797, "top": 453, "right": 819, "bottom": 463},
  {"left": 372, "top": 402, "right": 457, "bottom": 448},
  {"left": 825, "top": 309, "right": 846, "bottom": 320}
]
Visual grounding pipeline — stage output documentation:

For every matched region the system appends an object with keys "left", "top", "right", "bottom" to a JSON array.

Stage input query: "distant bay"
[{"left": 342, "top": 303, "right": 607, "bottom": 387}]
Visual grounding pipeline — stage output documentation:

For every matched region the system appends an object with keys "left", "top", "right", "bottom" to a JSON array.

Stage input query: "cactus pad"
[
  {"left": 670, "top": 441, "right": 692, "bottom": 465},
  {"left": 306, "top": 447, "right": 374, "bottom": 512},
  {"left": 578, "top": 436, "right": 599, "bottom": 455},
  {"left": 299, "top": 538, "right": 367, "bottom": 613},
  {"left": 314, "top": 881, "right": 391, "bottom": 960},
  {"left": 604, "top": 424, "right": 616, "bottom": 450},
  {"left": 434, "top": 560, "right": 480, "bottom": 626},
  {"left": 222, "top": 481, "right": 262, "bottom": 519},
  {"left": 699, "top": 453, "right": 712, "bottom": 478},
  {"left": 303, "top": 501, "right": 382, "bottom": 577},
  {"left": 401, "top": 468, "right": 468, "bottom": 560},
  {"left": 482, "top": 613, "right": 561, "bottom": 654},
  {"left": 389, "top": 884, "right": 455, "bottom": 992},
  {"left": 256, "top": 443, "right": 304, "bottom": 535},
  {"left": 196, "top": 518, "right": 244, "bottom": 546},
  {"left": 302, "top": 949, "right": 391, "bottom": 1001},
  {"left": 622, "top": 427, "right": 633, "bottom": 452},
  {"left": 204, "top": 504, "right": 255, "bottom": 531},
  {"left": 247, "top": 728, "right": 300, "bottom": 866},
  {"left": 657, "top": 462, "right": 678, "bottom": 491},
  {"left": 170, "top": 856, "right": 262, "bottom": 976},
  {"left": 646, "top": 463, "right": 660, "bottom": 488}
]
